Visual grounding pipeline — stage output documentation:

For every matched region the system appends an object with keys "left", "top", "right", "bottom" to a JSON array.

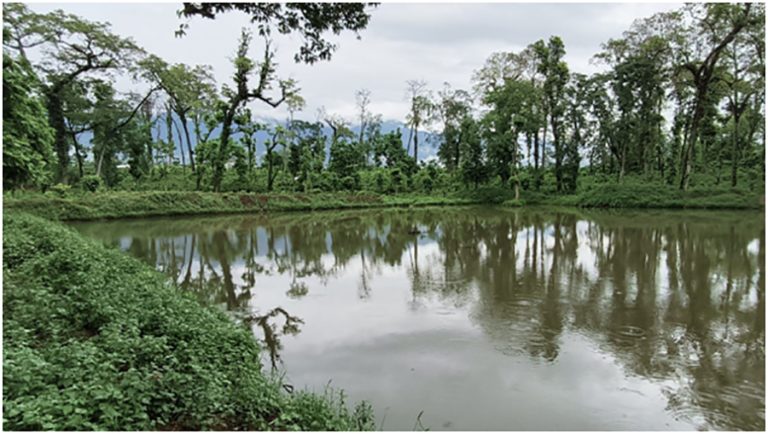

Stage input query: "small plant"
[
  {"left": 80, "top": 175, "right": 103, "bottom": 193},
  {"left": 49, "top": 183, "right": 71, "bottom": 197}
]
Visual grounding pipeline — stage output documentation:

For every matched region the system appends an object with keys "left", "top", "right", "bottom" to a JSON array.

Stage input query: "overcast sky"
[{"left": 29, "top": 2, "right": 681, "bottom": 124}]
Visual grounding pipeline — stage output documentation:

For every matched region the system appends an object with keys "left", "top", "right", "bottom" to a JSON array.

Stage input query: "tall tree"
[
  {"left": 141, "top": 55, "right": 217, "bottom": 172},
  {"left": 670, "top": 3, "right": 757, "bottom": 190},
  {"left": 563, "top": 73, "right": 590, "bottom": 192},
  {"left": 436, "top": 83, "right": 473, "bottom": 171},
  {"left": 459, "top": 116, "right": 486, "bottom": 188},
  {"left": 3, "top": 5, "right": 142, "bottom": 183},
  {"left": 264, "top": 125, "right": 289, "bottom": 192},
  {"left": 405, "top": 80, "right": 434, "bottom": 162},
  {"left": 288, "top": 119, "right": 325, "bottom": 191},
  {"left": 355, "top": 88, "right": 372, "bottom": 163},
  {"left": 481, "top": 78, "right": 534, "bottom": 192},
  {"left": 211, "top": 30, "right": 296, "bottom": 192},
  {"left": 598, "top": 35, "right": 668, "bottom": 180},
  {"left": 534, "top": 36, "right": 569, "bottom": 192},
  {"left": 233, "top": 108, "right": 263, "bottom": 175},
  {"left": 476, "top": 46, "right": 545, "bottom": 189},
  {"left": 722, "top": 5, "right": 765, "bottom": 187}
]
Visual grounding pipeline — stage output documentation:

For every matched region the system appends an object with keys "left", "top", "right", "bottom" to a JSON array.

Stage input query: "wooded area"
[{"left": 3, "top": 2, "right": 765, "bottom": 201}]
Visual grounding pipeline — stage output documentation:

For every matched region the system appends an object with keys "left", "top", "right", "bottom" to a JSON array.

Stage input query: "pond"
[{"left": 70, "top": 206, "right": 765, "bottom": 431}]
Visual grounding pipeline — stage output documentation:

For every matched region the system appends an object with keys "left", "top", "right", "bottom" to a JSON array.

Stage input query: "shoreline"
[{"left": 4, "top": 188, "right": 763, "bottom": 222}]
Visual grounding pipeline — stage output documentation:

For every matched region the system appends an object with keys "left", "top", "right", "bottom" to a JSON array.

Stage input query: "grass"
[
  {"left": 4, "top": 191, "right": 478, "bottom": 221},
  {"left": 4, "top": 182, "right": 762, "bottom": 223},
  {"left": 514, "top": 183, "right": 763, "bottom": 210},
  {"left": 2, "top": 212, "right": 375, "bottom": 430}
]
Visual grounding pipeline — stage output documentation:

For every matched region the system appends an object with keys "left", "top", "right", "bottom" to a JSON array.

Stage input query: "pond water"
[{"left": 70, "top": 207, "right": 765, "bottom": 431}]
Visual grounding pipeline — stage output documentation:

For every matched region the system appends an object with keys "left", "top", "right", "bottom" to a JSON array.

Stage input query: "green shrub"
[
  {"left": 49, "top": 183, "right": 71, "bottom": 197},
  {"left": 575, "top": 182, "right": 761, "bottom": 209},
  {"left": 80, "top": 175, "right": 103, "bottom": 193},
  {"left": 3, "top": 213, "right": 375, "bottom": 430},
  {"left": 460, "top": 185, "right": 513, "bottom": 204}
]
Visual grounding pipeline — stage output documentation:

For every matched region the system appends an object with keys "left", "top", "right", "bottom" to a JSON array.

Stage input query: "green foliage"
[
  {"left": 4, "top": 191, "right": 483, "bottom": 221},
  {"left": 481, "top": 78, "right": 535, "bottom": 185},
  {"left": 80, "top": 175, "right": 103, "bottom": 193},
  {"left": 3, "top": 213, "right": 375, "bottom": 430},
  {"left": 436, "top": 85, "right": 473, "bottom": 170},
  {"left": 178, "top": 3, "right": 375, "bottom": 64},
  {"left": 2, "top": 53, "right": 54, "bottom": 190},
  {"left": 210, "top": 29, "right": 300, "bottom": 192},
  {"left": 571, "top": 181, "right": 761, "bottom": 209},
  {"left": 2, "top": 2, "right": 765, "bottom": 211},
  {"left": 49, "top": 183, "right": 71, "bottom": 198},
  {"left": 459, "top": 117, "right": 487, "bottom": 188},
  {"left": 329, "top": 138, "right": 365, "bottom": 182},
  {"left": 117, "top": 166, "right": 196, "bottom": 192},
  {"left": 4, "top": 3, "right": 142, "bottom": 183},
  {"left": 460, "top": 186, "right": 514, "bottom": 204}
]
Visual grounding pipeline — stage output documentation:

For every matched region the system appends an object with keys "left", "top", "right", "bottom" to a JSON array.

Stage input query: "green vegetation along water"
[
  {"left": 3, "top": 213, "right": 374, "bottom": 430},
  {"left": 70, "top": 206, "right": 765, "bottom": 431}
]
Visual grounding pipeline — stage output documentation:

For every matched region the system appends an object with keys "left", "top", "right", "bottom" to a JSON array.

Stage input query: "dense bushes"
[
  {"left": 2, "top": 213, "right": 375, "bottom": 430},
  {"left": 5, "top": 170, "right": 762, "bottom": 223},
  {"left": 79, "top": 175, "right": 103, "bottom": 193},
  {"left": 5, "top": 183, "right": 761, "bottom": 223},
  {"left": 573, "top": 182, "right": 761, "bottom": 209}
]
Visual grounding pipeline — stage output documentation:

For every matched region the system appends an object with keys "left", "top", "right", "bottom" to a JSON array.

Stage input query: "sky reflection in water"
[{"left": 71, "top": 207, "right": 765, "bottom": 431}]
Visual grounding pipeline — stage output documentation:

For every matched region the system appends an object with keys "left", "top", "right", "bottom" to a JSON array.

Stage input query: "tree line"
[{"left": 3, "top": 3, "right": 765, "bottom": 196}]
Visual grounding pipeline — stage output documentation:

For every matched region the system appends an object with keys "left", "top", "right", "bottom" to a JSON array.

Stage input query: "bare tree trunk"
[
  {"left": 96, "top": 149, "right": 105, "bottom": 177},
  {"left": 414, "top": 124, "right": 419, "bottom": 162},
  {"left": 179, "top": 112, "right": 196, "bottom": 172},
  {"left": 71, "top": 131, "right": 84, "bottom": 178},
  {"left": 534, "top": 127, "right": 541, "bottom": 190},
  {"left": 172, "top": 116, "right": 186, "bottom": 168},
  {"left": 267, "top": 148, "right": 275, "bottom": 191},
  {"left": 406, "top": 127, "right": 413, "bottom": 155},
  {"left": 731, "top": 109, "right": 740, "bottom": 187},
  {"left": 679, "top": 98, "right": 705, "bottom": 191}
]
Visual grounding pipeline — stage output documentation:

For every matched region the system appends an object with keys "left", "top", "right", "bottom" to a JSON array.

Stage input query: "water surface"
[{"left": 71, "top": 207, "right": 765, "bottom": 431}]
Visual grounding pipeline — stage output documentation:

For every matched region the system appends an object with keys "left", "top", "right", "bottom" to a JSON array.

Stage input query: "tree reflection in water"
[
  {"left": 245, "top": 307, "right": 304, "bottom": 371},
  {"left": 74, "top": 207, "right": 765, "bottom": 430}
]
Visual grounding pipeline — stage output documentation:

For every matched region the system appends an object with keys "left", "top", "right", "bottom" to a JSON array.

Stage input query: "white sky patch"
[
  {"left": 575, "top": 220, "right": 598, "bottom": 276},
  {"left": 747, "top": 238, "right": 761, "bottom": 256}
]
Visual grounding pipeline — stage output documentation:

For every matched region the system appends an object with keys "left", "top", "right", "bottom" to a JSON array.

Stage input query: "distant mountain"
[{"left": 77, "top": 116, "right": 441, "bottom": 163}]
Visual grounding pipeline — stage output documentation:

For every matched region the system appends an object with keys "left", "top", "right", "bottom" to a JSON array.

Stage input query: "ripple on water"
[
  {"left": 509, "top": 299, "right": 534, "bottom": 308},
  {"left": 663, "top": 382, "right": 765, "bottom": 431},
  {"left": 665, "top": 403, "right": 709, "bottom": 430},
  {"left": 500, "top": 294, "right": 542, "bottom": 315},
  {"left": 608, "top": 325, "right": 648, "bottom": 346},
  {"left": 696, "top": 384, "right": 766, "bottom": 430}
]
